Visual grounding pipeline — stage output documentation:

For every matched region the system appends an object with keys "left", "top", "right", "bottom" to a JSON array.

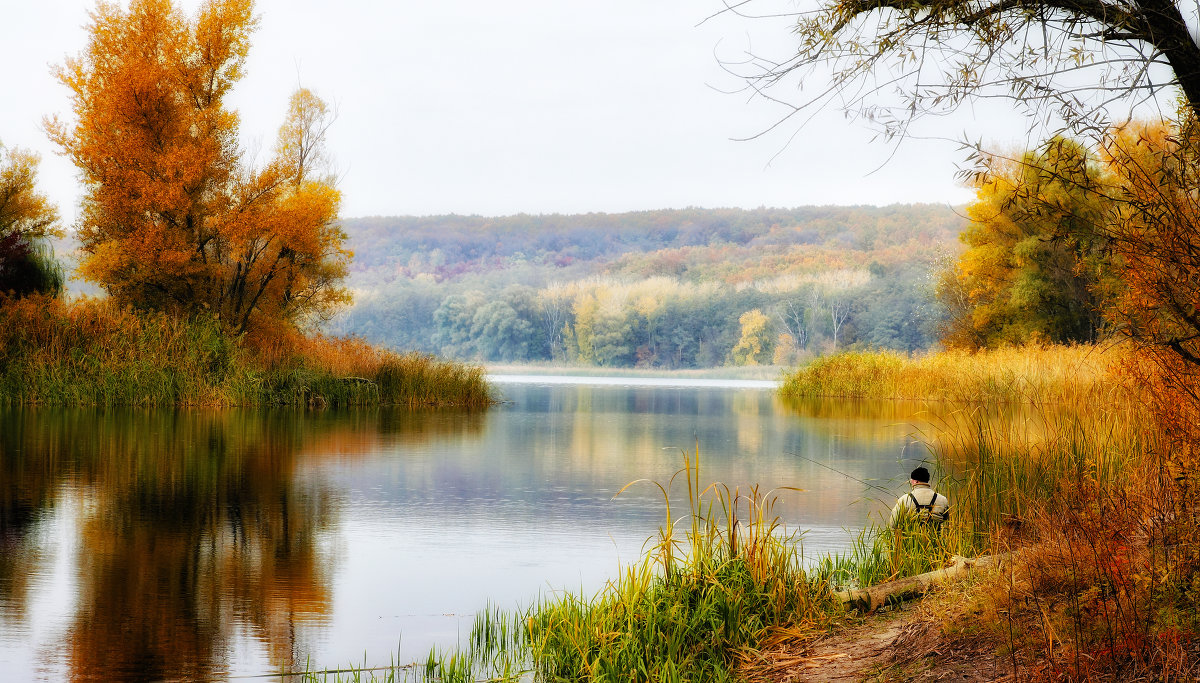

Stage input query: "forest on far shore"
[{"left": 331, "top": 205, "right": 965, "bottom": 368}]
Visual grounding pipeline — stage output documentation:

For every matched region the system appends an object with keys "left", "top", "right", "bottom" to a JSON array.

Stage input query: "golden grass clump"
[
  {"left": 780, "top": 344, "right": 1127, "bottom": 406},
  {"left": 245, "top": 323, "right": 493, "bottom": 409}
]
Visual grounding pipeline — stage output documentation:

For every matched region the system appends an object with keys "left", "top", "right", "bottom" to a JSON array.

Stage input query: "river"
[{"left": 0, "top": 376, "right": 935, "bottom": 681}]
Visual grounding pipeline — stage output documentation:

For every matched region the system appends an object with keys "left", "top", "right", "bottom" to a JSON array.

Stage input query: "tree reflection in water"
[{"left": 0, "top": 407, "right": 482, "bottom": 681}]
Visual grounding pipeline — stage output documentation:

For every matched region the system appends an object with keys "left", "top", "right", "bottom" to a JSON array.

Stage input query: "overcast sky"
[{"left": 2, "top": 0, "right": 1013, "bottom": 224}]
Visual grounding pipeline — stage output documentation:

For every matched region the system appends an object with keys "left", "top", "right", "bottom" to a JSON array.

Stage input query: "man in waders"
[{"left": 890, "top": 466, "right": 949, "bottom": 527}]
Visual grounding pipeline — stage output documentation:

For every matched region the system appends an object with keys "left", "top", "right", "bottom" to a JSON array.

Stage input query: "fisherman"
[{"left": 890, "top": 466, "right": 949, "bottom": 527}]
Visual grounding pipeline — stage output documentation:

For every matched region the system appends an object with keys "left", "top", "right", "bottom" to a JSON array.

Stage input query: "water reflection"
[
  {"left": 0, "top": 407, "right": 483, "bottom": 681},
  {"left": 0, "top": 384, "right": 952, "bottom": 680}
]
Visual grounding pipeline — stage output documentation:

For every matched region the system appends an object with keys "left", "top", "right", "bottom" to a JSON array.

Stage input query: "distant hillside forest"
[{"left": 331, "top": 206, "right": 965, "bottom": 368}]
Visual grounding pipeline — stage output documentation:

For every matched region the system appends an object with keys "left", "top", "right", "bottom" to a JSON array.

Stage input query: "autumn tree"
[
  {"left": 1101, "top": 119, "right": 1200, "bottom": 409},
  {"left": 0, "top": 143, "right": 61, "bottom": 297},
  {"left": 939, "top": 138, "right": 1117, "bottom": 348},
  {"left": 47, "top": 0, "right": 349, "bottom": 336},
  {"left": 731, "top": 308, "right": 774, "bottom": 365}
]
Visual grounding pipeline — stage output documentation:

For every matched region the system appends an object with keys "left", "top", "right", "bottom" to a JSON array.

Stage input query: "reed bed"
[
  {"left": 0, "top": 295, "right": 492, "bottom": 408},
  {"left": 780, "top": 345, "right": 1126, "bottom": 406},
  {"left": 942, "top": 401, "right": 1200, "bottom": 679}
]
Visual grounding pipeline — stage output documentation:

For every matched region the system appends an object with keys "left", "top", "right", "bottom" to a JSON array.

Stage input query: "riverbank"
[
  {"left": 755, "top": 595, "right": 1007, "bottom": 682},
  {"left": 0, "top": 295, "right": 492, "bottom": 408},
  {"left": 302, "top": 345, "right": 1200, "bottom": 682},
  {"left": 772, "top": 347, "right": 1200, "bottom": 681}
]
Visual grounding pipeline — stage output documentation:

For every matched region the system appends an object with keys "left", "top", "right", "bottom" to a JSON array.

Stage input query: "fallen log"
[{"left": 835, "top": 553, "right": 1011, "bottom": 612}]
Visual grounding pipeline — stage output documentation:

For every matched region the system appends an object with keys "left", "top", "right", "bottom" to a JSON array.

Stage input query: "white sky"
[{"left": 2, "top": 0, "right": 1011, "bottom": 225}]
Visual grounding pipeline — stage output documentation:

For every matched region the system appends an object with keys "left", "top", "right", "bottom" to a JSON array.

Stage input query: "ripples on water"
[{"left": 0, "top": 377, "right": 934, "bottom": 680}]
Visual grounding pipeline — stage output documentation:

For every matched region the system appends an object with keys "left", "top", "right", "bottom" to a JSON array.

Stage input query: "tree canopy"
[
  {"left": 331, "top": 206, "right": 956, "bottom": 367},
  {"left": 47, "top": 0, "right": 349, "bottom": 335},
  {"left": 938, "top": 138, "right": 1117, "bottom": 348},
  {"left": 732, "top": 0, "right": 1200, "bottom": 136}
]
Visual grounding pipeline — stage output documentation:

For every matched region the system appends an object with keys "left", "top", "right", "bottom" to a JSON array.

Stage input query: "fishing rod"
[{"left": 783, "top": 450, "right": 897, "bottom": 497}]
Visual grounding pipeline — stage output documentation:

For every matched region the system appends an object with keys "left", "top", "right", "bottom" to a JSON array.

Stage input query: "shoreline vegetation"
[
  {"left": 779, "top": 343, "right": 1127, "bottom": 406},
  {"left": 296, "top": 343, "right": 1193, "bottom": 682},
  {"left": 0, "top": 295, "right": 492, "bottom": 408}
]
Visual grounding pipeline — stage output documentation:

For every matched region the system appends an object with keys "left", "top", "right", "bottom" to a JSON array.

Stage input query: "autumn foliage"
[
  {"left": 46, "top": 0, "right": 349, "bottom": 336},
  {"left": 939, "top": 138, "right": 1118, "bottom": 349},
  {"left": 0, "top": 143, "right": 61, "bottom": 296},
  {"left": 931, "top": 119, "right": 1200, "bottom": 678}
]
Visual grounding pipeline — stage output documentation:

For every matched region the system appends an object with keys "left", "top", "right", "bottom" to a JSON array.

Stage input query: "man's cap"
[{"left": 910, "top": 466, "right": 930, "bottom": 483}]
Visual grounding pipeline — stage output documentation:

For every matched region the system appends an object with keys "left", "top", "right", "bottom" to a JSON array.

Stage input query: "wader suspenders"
[{"left": 908, "top": 489, "right": 940, "bottom": 523}]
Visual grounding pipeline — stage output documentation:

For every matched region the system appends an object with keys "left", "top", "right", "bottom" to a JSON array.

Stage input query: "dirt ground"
[{"left": 751, "top": 602, "right": 1012, "bottom": 683}]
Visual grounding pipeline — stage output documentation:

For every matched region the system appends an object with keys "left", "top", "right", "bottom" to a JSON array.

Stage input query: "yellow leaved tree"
[
  {"left": 47, "top": 0, "right": 349, "bottom": 336},
  {"left": 0, "top": 143, "right": 62, "bottom": 296},
  {"left": 731, "top": 309, "right": 773, "bottom": 366}
]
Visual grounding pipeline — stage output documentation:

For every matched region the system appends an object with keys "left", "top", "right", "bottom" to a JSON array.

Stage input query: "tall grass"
[
  {"left": 249, "top": 330, "right": 492, "bottom": 409},
  {"left": 519, "top": 449, "right": 833, "bottom": 682},
  {"left": 0, "top": 295, "right": 492, "bottom": 408},
  {"left": 780, "top": 345, "right": 1125, "bottom": 405}
]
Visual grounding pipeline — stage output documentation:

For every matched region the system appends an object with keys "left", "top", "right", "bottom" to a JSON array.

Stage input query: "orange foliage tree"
[
  {"left": 47, "top": 0, "right": 350, "bottom": 336},
  {"left": 1101, "top": 120, "right": 1200, "bottom": 462},
  {"left": 0, "top": 142, "right": 61, "bottom": 296}
]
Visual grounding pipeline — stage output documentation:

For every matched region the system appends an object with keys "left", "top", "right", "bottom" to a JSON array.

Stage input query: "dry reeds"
[
  {"left": 909, "top": 357, "right": 1200, "bottom": 679},
  {"left": 0, "top": 295, "right": 492, "bottom": 408},
  {"left": 780, "top": 345, "right": 1127, "bottom": 406}
]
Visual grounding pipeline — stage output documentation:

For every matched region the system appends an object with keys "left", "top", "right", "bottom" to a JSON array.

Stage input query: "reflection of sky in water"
[
  {"left": 0, "top": 382, "right": 940, "bottom": 680},
  {"left": 303, "top": 379, "right": 929, "bottom": 670}
]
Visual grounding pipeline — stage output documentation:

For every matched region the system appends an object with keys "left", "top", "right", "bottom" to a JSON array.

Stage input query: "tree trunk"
[
  {"left": 1141, "top": 0, "right": 1200, "bottom": 120},
  {"left": 835, "top": 553, "right": 1011, "bottom": 611}
]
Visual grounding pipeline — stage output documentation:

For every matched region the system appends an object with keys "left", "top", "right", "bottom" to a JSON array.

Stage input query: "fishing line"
[{"left": 783, "top": 450, "right": 896, "bottom": 497}]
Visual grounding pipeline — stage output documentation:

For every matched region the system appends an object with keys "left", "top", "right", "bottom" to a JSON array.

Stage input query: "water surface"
[{"left": 0, "top": 378, "right": 934, "bottom": 680}]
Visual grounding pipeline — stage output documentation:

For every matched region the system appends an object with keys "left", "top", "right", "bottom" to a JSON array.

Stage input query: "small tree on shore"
[
  {"left": 0, "top": 142, "right": 61, "bottom": 298},
  {"left": 731, "top": 308, "right": 773, "bottom": 365}
]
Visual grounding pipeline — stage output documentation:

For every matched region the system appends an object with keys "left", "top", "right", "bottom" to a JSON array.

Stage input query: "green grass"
[{"left": 516, "top": 451, "right": 831, "bottom": 682}]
